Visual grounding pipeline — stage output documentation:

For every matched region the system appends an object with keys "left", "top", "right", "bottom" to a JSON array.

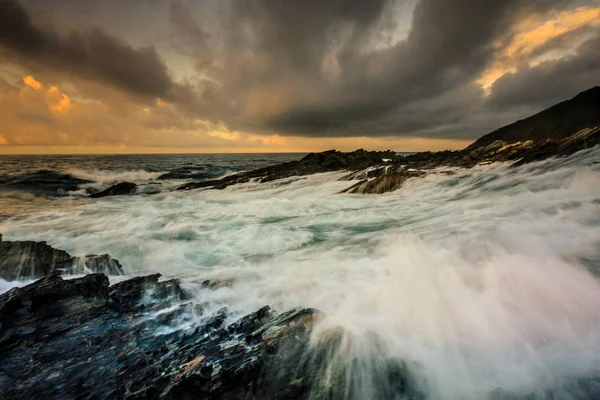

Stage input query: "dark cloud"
[
  {"left": 166, "top": 0, "right": 599, "bottom": 139},
  {"left": 0, "top": 0, "right": 182, "bottom": 100},
  {"left": 2, "top": 0, "right": 598, "bottom": 143},
  {"left": 488, "top": 33, "right": 600, "bottom": 109}
]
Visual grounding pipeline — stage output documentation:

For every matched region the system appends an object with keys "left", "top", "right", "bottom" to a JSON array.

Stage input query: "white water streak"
[{"left": 2, "top": 148, "right": 600, "bottom": 398}]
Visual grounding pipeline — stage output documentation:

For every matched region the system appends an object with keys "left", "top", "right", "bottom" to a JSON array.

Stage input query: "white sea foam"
[
  {"left": 66, "top": 168, "right": 163, "bottom": 185},
  {"left": 1, "top": 147, "right": 600, "bottom": 398}
]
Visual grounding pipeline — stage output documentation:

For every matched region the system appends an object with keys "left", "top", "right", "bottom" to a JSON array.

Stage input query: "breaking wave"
[{"left": 1, "top": 147, "right": 600, "bottom": 398}]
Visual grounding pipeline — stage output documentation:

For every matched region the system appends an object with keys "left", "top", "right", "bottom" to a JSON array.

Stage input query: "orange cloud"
[
  {"left": 23, "top": 75, "right": 42, "bottom": 91},
  {"left": 48, "top": 86, "right": 72, "bottom": 113},
  {"left": 0, "top": 73, "right": 473, "bottom": 154},
  {"left": 478, "top": 6, "right": 600, "bottom": 90}
]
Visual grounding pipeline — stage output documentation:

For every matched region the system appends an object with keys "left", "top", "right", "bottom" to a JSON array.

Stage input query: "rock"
[
  {"left": 201, "top": 278, "right": 235, "bottom": 290},
  {"left": 158, "top": 166, "right": 230, "bottom": 180},
  {"left": 340, "top": 171, "right": 426, "bottom": 194},
  {"left": 0, "top": 239, "right": 72, "bottom": 280},
  {"left": 64, "top": 254, "right": 124, "bottom": 276},
  {"left": 0, "top": 238, "right": 124, "bottom": 280},
  {"left": 108, "top": 273, "right": 188, "bottom": 313},
  {"left": 1, "top": 170, "right": 92, "bottom": 196},
  {"left": 178, "top": 149, "right": 397, "bottom": 191},
  {"left": 89, "top": 182, "right": 137, "bottom": 198},
  {"left": 0, "top": 273, "right": 423, "bottom": 400},
  {"left": 0, "top": 274, "right": 109, "bottom": 350}
]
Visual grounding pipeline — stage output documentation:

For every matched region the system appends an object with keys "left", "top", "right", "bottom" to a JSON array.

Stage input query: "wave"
[
  {"left": 65, "top": 168, "right": 164, "bottom": 184},
  {"left": 1, "top": 148, "right": 600, "bottom": 398}
]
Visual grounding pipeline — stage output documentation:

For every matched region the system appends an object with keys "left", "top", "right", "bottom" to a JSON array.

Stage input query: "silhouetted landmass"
[{"left": 468, "top": 86, "right": 600, "bottom": 149}]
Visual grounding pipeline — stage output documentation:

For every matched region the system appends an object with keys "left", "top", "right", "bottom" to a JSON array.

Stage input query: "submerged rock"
[
  {"left": 0, "top": 170, "right": 92, "bottom": 196},
  {"left": 89, "top": 182, "right": 137, "bottom": 198},
  {"left": 158, "top": 165, "right": 230, "bottom": 181},
  {"left": 0, "top": 236, "right": 124, "bottom": 280}
]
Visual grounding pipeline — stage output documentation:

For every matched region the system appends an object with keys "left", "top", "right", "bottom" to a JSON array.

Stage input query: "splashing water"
[{"left": 1, "top": 148, "right": 600, "bottom": 399}]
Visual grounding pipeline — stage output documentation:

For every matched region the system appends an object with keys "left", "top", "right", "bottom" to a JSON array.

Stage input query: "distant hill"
[{"left": 468, "top": 86, "right": 600, "bottom": 149}]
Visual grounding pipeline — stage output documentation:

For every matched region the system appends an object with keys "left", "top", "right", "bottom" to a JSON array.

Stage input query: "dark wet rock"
[
  {"left": 178, "top": 149, "right": 396, "bottom": 191},
  {"left": 201, "top": 278, "right": 235, "bottom": 290},
  {"left": 0, "top": 239, "right": 72, "bottom": 280},
  {"left": 65, "top": 254, "right": 125, "bottom": 276},
  {"left": 0, "top": 238, "right": 124, "bottom": 280},
  {"left": 340, "top": 170, "right": 426, "bottom": 194},
  {"left": 513, "top": 126, "right": 600, "bottom": 166},
  {"left": 1, "top": 170, "right": 92, "bottom": 196},
  {"left": 158, "top": 166, "right": 230, "bottom": 180},
  {"left": 108, "top": 273, "right": 188, "bottom": 313},
  {"left": 0, "top": 273, "right": 109, "bottom": 350},
  {"left": 0, "top": 273, "right": 423, "bottom": 400},
  {"left": 89, "top": 182, "right": 137, "bottom": 198}
]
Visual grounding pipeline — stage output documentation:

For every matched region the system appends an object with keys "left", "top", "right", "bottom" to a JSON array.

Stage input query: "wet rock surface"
[
  {"left": 0, "top": 170, "right": 92, "bottom": 196},
  {"left": 89, "top": 182, "right": 138, "bottom": 198},
  {"left": 157, "top": 165, "right": 231, "bottom": 181},
  {"left": 0, "top": 273, "right": 422, "bottom": 399},
  {"left": 0, "top": 235, "right": 124, "bottom": 280},
  {"left": 177, "top": 149, "right": 396, "bottom": 191}
]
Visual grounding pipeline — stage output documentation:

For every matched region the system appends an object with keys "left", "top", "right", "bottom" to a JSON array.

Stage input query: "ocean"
[{"left": 1, "top": 148, "right": 600, "bottom": 399}]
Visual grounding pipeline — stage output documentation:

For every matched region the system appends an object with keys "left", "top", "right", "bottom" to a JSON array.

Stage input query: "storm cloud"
[
  {"left": 0, "top": 0, "right": 598, "bottom": 151},
  {"left": 0, "top": 0, "right": 183, "bottom": 100},
  {"left": 166, "top": 0, "right": 600, "bottom": 137}
]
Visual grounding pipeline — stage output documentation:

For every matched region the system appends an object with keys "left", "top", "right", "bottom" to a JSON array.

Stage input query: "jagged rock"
[
  {"left": 178, "top": 149, "right": 397, "bottom": 191},
  {"left": 201, "top": 278, "right": 235, "bottom": 290},
  {"left": 108, "top": 273, "right": 188, "bottom": 313},
  {"left": 0, "top": 238, "right": 124, "bottom": 280},
  {"left": 341, "top": 171, "right": 426, "bottom": 194},
  {"left": 0, "top": 274, "right": 109, "bottom": 350},
  {"left": 0, "top": 273, "right": 422, "bottom": 400},
  {"left": 0, "top": 239, "right": 72, "bottom": 280},
  {"left": 89, "top": 182, "right": 137, "bottom": 198},
  {"left": 66, "top": 254, "right": 124, "bottom": 276},
  {"left": 158, "top": 166, "right": 231, "bottom": 180}
]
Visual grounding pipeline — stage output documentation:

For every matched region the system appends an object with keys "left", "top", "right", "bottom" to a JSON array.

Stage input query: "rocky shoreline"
[
  {"left": 176, "top": 124, "right": 600, "bottom": 195},
  {"left": 0, "top": 234, "right": 124, "bottom": 280},
  {"left": 0, "top": 236, "right": 422, "bottom": 398},
  {"left": 0, "top": 266, "right": 421, "bottom": 399},
  {"left": 1, "top": 87, "right": 598, "bottom": 199}
]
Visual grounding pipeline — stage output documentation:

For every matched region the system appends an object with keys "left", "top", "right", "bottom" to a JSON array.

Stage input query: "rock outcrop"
[
  {"left": 0, "top": 235, "right": 123, "bottom": 280},
  {"left": 178, "top": 149, "right": 396, "bottom": 191},
  {"left": 0, "top": 273, "right": 421, "bottom": 399},
  {"left": 468, "top": 86, "right": 600, "bottom": 149},
  {"left": 89, "top": 182, "right": 137, "bottom": 198},
  {"left": 0, "top": 170, "right": 92, "bottom": 196}
]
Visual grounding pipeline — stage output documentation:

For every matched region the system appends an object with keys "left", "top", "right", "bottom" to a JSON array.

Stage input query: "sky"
[{"left": 0, "top": 0, "right": 598, "bottom": 154}]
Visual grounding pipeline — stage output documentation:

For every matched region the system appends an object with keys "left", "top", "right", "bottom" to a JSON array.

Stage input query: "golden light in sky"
[{"left": 0, "top": 0, "right": 598, "bottom": 153}]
